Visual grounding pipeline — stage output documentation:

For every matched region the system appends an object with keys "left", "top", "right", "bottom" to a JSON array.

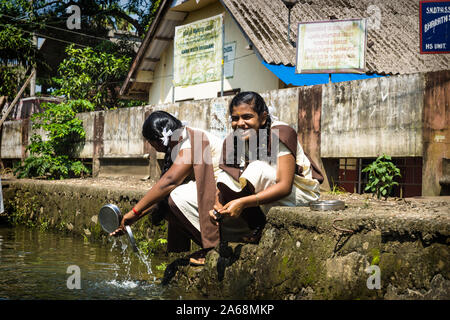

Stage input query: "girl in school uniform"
[
  {"left": 210, "top": 91, "right": 323, "bottom": 243},
  {"left": 110, "top": 110, "right": 223, "bottom": 265}
]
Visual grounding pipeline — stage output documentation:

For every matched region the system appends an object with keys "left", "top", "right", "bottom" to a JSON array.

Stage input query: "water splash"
[
  {"left": 107, "top": 234, "right": 154, "bottom": 284},
  {"left": 135, "top": 246, "right": 153, "bottom": 276},
  {"left": 106, "top": 279, "right": 139, "bottom": 289}
]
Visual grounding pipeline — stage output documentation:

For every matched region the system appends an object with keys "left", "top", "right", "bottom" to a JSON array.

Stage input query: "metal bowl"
[
  {"left": 309, "top": 200, "right": 345, "bottom": 211},
  {"left": 98, "top": 204, "right": 138, "bottom": 252},
  {"left": 98, "top": 204, "right": 121, "bottom": 234}
]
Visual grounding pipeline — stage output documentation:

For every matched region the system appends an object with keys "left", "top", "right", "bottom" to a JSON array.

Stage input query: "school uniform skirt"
[{"left": 215, "top": 160, "right": 320, "bottom": 242}]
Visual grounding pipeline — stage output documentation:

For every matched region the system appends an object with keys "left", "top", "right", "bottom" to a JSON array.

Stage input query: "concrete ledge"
[
  {"left": 170, "top": 201, "right": 450, "bottom": 299},
  {"left": 1, "top": 179, "right": 149, "bottom": 240}
]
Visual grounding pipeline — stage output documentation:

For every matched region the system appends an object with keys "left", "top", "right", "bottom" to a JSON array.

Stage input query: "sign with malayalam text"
[
  {"left": 296, "top": 19, "right": 367, "bottom": 73},
  {"left": 420, "top": 0, "right": 450, "bottom": 54},
  {"left": 174, "top": 14, "right": 223, "bottom": 86},
  {"left": 224, "top": 42, "right": 236, "bottom": 78}
]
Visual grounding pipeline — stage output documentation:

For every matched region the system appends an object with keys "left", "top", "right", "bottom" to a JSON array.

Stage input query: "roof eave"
[{"left": 119, "top": 0, "right": 172, "bottom": 97}]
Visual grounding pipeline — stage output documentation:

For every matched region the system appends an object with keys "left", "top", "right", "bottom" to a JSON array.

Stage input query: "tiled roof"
[{"left": 221, "top": 0, "right": 449, "bottom": 74}]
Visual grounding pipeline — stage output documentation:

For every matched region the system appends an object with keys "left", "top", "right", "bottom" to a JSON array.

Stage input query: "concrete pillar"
[
  {"left": 422, "top": 70, "right": 450, "bottom": 196},
  {"left": 92, "top": 112, "right": 104, "bottom": 177},
  {"left": 298, "top": 85, "right": 330, "bottom": 191}
]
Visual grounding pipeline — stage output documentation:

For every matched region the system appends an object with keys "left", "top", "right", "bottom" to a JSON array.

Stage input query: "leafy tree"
[
  {"left": 0, "top": 0, "right": 162, "bottom": 98},
  {"left": 0, "top": 18, "right": 39, "bottom": 97},
  {"left": 53, "top": 44, "right": 140, "bottom": 109},
  {"left": 13, "top": 99, "right": 94, "bottom": 179}
]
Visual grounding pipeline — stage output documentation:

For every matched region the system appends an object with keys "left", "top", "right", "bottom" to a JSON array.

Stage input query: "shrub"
[
  {"left": 362, "top": 154, "right": 402, "bottom": 199},
  {"left": 13, "top": 99, "right": 94, "bottom": 179}
]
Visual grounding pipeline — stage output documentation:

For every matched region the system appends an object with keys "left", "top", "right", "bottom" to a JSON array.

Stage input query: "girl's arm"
[
  {"left": 110, "top": 148, "right": 193, "bottom": 236},
  {"left": 219, "top": 153, "right": 296, "bottom": 218}
]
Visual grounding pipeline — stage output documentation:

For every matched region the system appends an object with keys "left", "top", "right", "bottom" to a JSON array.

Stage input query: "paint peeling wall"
[
  {"left": 321, "top": 74, "right": 424, "bottom": 158},
  {"left": 1, "top": 120, "right": 23, "bottom": 159},
  {"left": 0, "top": 87, "right": 298, "bottom": 166},
  {"left": 422, "top": 71, "right": 450, "bottom": 196},
  {"left": 102, "top": 106, "right": 152, "bottom": 158},
  {"left": 1, "top": 75, "right": 448, "bottom": 196}
]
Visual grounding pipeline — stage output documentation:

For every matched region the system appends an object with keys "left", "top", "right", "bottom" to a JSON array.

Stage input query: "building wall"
[
  {"left": 422, "top": 71, "right": 450, "bottom": 196},
  {"left": 147, "top": 1, "right": 280, "bottom": 105},
  {"left": 320, "top": 74, "right": 424, "bottom": 158},
  {"left": 0, "top": 120, "right": 23, "bottom": 159},
  {"left": 2, "top": 72, "right": 449, "bottom": 196}
]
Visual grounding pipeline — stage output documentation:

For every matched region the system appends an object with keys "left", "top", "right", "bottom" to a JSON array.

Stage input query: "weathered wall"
[
  {"left": 0, "top": 87, "right": 299, "bottom": 176},
  {"left": 2, "top": 73, "right": 449, "bottom": 194},
  {"left": 1, "top": 180, "right": 168, "bottom": 254},
  {"left": 0, "top": 120, "right": 23, "bottom": 159},
  {"left": 320, "top": 74, "right": 424, "bottom": 158},
  {"left": 422, "top": 71, "right": 450, "bottom": 196},
  {"left": 298, "top": 85, "right": 325, "bottom": 188}
]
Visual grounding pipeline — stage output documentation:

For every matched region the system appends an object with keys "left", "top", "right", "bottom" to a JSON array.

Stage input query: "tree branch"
[{"left": 105, "top": 8, "right": 145, "bottom": 36}]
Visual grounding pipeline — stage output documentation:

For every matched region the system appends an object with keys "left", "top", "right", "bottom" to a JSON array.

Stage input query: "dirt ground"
[{"left": 2, "top": 172, "right": 449, "bottom": 220}]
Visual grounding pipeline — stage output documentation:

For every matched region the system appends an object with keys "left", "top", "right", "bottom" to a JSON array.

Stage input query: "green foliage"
[
  {"left": 0, "top": 65, "right": 19, "bottom": 97},
  {"left": 0, "top": 20, "right": 38, "bottom": 97},
  {"left": 53, "top": 44, "right": 139, "bottom": 109},
  {"left": 7, "top": 193, "right": 39, "bottom": 227},
  {"left": 13, "top": 99, "right": 94, "bottom": 179},
  {"left": 362, "top": 154, "right": 402, "bottom": 200},
  {"left": 0, "top": 18, "right": 37, "bottom": 66},
  {"left": 135, "top": 235, "right": 168, "bottom": 257},
  {"left": 1, "top": 0, "right": 162, "bottom": 101},
  {"left": 155, "top": 262, "right": 167, "bottom": 271},
  {"left": 371, "top": 249, "right": 381, "bottom": 265}
]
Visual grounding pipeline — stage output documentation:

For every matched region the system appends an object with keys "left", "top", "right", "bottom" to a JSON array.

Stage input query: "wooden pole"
[
  {"left": 0, "top": 96, "right": 6, "bottom": 109},
  {"left": 0, "top": 69, "right": 36, "bottom": 128}
]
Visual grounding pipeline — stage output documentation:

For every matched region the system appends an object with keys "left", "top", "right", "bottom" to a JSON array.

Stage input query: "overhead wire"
[
  {"left": 0, "top": 13, "right": 117, "bottom": 43},
  {"left": 0, "top": 22, "right": 90, "bottom": 48}
]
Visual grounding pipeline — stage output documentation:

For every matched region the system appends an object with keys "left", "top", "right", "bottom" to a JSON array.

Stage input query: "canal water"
[{"left": 0, "top": 225, "right": 189, "bottom": 300}]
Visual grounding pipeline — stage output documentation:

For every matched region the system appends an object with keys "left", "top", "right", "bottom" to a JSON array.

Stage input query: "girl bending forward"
[{"left": 111, "top": 111, "right": 223, "bottom": 265}]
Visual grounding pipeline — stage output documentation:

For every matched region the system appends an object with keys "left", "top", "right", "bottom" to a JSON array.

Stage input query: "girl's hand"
[
  {"left": 209, "top": 202, "right": 225, "bottom": 226},
  {"left": 219, "top": 199, "right": 246, "bottom": 218},
  {"left": 109, "top": 211, "right": 139, "bottom": 237}
]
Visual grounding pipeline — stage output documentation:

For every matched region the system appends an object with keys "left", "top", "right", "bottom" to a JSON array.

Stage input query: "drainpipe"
[{"left": 221, "top": 15, "right": 225, "bottom": 97}]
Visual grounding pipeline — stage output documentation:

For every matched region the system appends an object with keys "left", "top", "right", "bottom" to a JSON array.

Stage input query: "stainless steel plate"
[
  {"left": 98, "top": 204, "right": 121, "bottom": 234},
  {"left": 309, "top": 200, "right": 345, "bottom": 211}
]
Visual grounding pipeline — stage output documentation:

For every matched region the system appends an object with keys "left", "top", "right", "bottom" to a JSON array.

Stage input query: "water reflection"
[{"left": 0, "top": 225, "right": 179, "bottom": 300}]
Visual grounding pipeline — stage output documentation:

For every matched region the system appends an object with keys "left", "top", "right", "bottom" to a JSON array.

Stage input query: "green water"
[{"left": 0, "top": 225, "right": 184, "bottom": 300}]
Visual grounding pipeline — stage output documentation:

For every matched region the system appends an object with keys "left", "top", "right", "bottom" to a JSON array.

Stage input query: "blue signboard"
[{"left": 420, "top": 0, "right": 450, "bottom": 54}]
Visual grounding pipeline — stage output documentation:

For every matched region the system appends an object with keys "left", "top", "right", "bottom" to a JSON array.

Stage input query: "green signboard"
[{"left": 174, "top": 14, "right": 223, "bottom": 86}]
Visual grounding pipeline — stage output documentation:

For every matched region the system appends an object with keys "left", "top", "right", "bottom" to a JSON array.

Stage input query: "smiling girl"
[{"left": 211, "top": 91, "right": 323, "bottom": 242}]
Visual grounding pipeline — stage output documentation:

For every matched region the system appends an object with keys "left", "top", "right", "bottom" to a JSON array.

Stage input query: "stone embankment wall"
[
  {"left": 1, "top": 179, "right": 167, "bottom": 254},
  {"left": 2, "top": 179, "right": 449, "bottom": 299},
  {"left": 171, "top": 204, "right": 449, "bottom": 299}
]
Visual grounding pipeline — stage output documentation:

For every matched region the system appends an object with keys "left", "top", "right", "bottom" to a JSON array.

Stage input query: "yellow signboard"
[
  {"left": 174, "top": 14, "right": 223, "bottom": 86},
  {"left": 296, "top": 19, "right": 367, "bottom": 73}
]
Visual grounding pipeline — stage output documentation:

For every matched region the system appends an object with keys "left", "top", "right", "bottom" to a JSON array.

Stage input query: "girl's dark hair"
[
  {"left": 142, "top": 111, "right": 184, "bottom": 226},
  {"left": 229, "top": 91, "right": 272, "bottom": 163},
  {"left": 142, "top": 110, "right": 183, "bottom": 175}
]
